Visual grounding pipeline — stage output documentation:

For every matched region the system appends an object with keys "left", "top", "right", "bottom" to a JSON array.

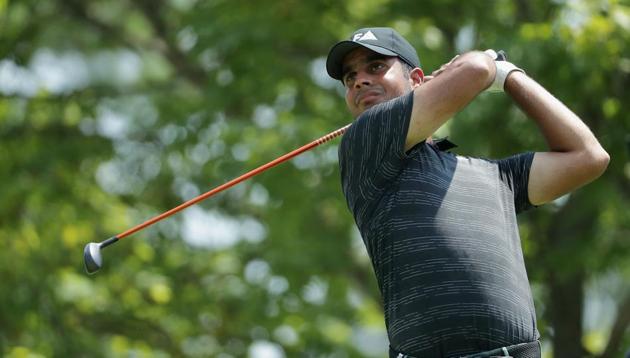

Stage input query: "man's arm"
[
  {"left": 504, "top": 72, "right": 610, "bottom": 205},
  {"left": 406, "top": 52, "right": 495, "bottom": 151}
]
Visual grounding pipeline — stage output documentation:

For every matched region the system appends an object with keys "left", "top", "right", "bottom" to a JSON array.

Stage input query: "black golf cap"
[{"left": 326, "top": 27, "right": 421, "bottom": 80}]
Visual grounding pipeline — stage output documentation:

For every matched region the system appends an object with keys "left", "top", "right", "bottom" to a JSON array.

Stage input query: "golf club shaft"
[{"left": 116, "top": 124, "right": 351, "bottom": 240}]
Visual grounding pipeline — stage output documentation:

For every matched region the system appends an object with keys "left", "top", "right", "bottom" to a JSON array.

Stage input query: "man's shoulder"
[{"left": 339, "top": 91, "right": 414, "bottom": 147}]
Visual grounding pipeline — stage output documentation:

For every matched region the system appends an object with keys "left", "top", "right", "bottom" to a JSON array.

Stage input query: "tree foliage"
[{"left": 1, "top": 0, "right": 629, "bottom": 356}]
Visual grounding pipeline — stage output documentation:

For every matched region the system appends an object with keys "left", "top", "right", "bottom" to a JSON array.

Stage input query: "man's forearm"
[
  {"left": 504, "top": 71, "right": 605, "bottom": 155},
  {"left": 504, "top": 71, "right": 609, "bottom": 204}
]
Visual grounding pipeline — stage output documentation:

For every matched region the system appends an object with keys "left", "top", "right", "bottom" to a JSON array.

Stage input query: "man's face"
[{"left": 341, "top": 47, "right": 420, "bottom": 118}]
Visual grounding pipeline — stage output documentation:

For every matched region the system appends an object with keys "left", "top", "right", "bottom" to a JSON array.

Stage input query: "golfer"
[{"left": 326, "top": 27, "right": 609, "bottom": 357}]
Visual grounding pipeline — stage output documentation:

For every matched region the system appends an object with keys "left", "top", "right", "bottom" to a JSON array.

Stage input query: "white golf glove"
[{"left": 484, "top": 49, "right": 524, "bottom": 92}]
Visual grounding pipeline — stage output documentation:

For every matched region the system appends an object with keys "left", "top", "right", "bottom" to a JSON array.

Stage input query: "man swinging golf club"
[{"left": 327, "top": 27, "right": 609, "bottom": 357}]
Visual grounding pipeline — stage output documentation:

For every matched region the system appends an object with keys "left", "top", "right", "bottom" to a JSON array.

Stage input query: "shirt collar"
[{"left": 432, "top": 137, "right": 457, "bottom": 151}]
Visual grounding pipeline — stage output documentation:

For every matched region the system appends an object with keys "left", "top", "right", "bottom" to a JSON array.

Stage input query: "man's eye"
[
  {"left": 370, "top": 63, "right": 385, "bottom": 71},
  {"left": 344, "top": 74, "right": 355, "bottom": 86}
]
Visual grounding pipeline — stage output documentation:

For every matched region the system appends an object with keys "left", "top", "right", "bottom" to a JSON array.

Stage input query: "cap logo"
[{"left": 352, "top": 30, "right": 378, "bottom": 42}]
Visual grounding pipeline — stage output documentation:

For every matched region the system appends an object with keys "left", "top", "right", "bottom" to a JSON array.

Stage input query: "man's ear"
[{"left": 410, "top": 67, "right": 424, "bottom": 88}]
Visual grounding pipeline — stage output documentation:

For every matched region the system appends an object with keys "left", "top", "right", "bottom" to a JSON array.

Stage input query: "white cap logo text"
[{"left": 353, "top": 30, "right": 378, "bottom": 42}]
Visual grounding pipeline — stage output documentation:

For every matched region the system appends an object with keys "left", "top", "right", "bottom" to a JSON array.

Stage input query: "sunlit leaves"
[{"left": 1, "top": 0, "right": 629, "bottom": 356}]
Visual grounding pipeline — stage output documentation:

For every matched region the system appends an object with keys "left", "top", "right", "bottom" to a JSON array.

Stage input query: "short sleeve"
[
  {"left": 338, "top": 91, "right": 414, "bottom": 218},
  {"left": 494, "top": 152, "right": 535, "bottom": 213}
]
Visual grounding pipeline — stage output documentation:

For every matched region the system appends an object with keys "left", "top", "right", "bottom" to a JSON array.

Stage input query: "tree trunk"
[
  {"left": 548, "top": 270, "right": 585, "bottom": 358},
  {"left": 541, "top": 192, "right": 598, "bottom": 357},
  {"left": 599, "top": 293, "right": 630, "bottom": 358}
]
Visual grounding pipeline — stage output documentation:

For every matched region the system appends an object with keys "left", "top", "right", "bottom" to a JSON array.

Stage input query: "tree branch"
[
  {"left": 60, "top": 0, "right": 208, "bottom": 87},
  {"left": 60, "top": 0, "right": 139, "bottom": 51},
  {"left": 515, "top": 0, "right": 533, "bottom": 22},
  {"left": 134, "top": 0, "right": 208, "bottom": 87}
]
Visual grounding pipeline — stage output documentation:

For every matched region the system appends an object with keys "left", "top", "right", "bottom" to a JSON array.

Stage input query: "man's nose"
[{"left": 354, "top": 71, "right": 372, "bottom": 88}]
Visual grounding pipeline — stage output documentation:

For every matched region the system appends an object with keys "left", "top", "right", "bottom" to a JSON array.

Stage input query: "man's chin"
[
  {"left": 353, "top": 103, "right": 378, "bottom": 117},
  {"left": 361, "top": 99, "right": 383, "bottom": 111}
]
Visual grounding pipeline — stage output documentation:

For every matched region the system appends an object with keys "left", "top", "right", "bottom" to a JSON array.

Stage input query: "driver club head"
[
  {"left": 84, "top": 242, "right": 102, "bottom": 274},
  {"left": 83, "top": 237, "right": 119, "bottom": 274}
]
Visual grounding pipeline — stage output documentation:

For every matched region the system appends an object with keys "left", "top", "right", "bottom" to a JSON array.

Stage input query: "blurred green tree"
[{"left": 0, "top": 0, "right": 628, "bottom": 357}]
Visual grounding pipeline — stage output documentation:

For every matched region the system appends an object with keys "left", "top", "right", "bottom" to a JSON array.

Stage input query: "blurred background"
[{"left": 1, "top": 0, "right": 629, "bottom": 357}]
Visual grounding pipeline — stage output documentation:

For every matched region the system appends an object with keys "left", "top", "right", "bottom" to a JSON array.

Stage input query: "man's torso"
[{"left": 338, "top": 92, "right": 539, "bottom": 356}]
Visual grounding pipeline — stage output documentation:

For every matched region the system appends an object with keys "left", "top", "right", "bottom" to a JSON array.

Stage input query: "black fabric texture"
[{"left": 338, "top": 91, "right": 539, "bottom": 356}]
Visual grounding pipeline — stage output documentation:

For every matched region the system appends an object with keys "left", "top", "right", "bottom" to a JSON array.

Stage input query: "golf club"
[{"left": 84, "top": 124, "right": 351, "bottom": 274}]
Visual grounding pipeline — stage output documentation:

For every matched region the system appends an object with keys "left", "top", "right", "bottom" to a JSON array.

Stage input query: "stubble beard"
[{"left": 353, "top": 82, "right": 413, "bottom": 118}]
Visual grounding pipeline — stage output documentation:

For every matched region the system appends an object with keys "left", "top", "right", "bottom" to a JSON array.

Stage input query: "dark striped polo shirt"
[{"left": 338, "top": 91, "right": 539, "bottom": 357}]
